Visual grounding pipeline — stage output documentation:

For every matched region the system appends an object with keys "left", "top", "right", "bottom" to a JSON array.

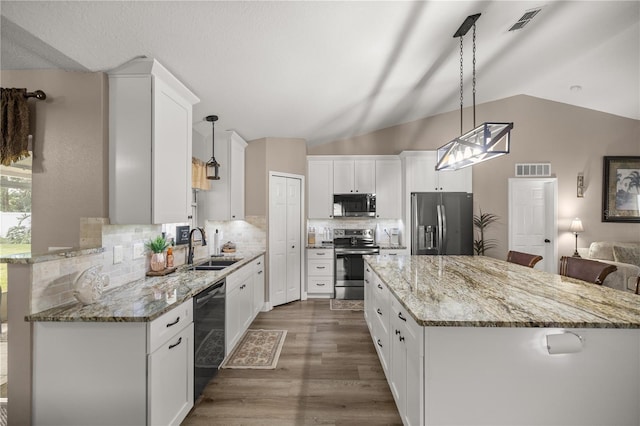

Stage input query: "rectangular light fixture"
[{"left": 435, "top": 122, "right": 513, "bottom": 171}]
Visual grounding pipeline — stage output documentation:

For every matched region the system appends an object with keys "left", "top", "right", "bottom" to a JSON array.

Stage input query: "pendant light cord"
[
  {"left": 472, "top": 23, "right": 477, "bottom": 128},
  {"left": 459, "top": 35, "right": 464, "bottom": 135}
]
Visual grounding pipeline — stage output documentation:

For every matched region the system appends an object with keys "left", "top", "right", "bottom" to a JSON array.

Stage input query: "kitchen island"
[{"left": 364, "top": 254, "right": 640, "bottom": 426}]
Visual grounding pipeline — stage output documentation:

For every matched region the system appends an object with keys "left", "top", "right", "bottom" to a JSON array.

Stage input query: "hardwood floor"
[{"left": 182, "top": 299, "right": 402, "bottom": 426}]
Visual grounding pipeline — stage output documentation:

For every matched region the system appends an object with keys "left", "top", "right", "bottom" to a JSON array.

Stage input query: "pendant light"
[
  {"left": 435, "top": 14, "right": 513, "bottom": 171},
  {"left": 205, "top": 115, "right": 220, "bottom": 180}
]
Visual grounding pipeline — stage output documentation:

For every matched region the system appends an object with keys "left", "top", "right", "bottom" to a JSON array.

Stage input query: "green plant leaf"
[{"left": 145, "top": 236, "right": 169, "bottom": 253}]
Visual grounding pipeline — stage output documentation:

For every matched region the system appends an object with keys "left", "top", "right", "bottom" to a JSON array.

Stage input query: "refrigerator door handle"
[
  {"left": 441, "top": 204, "right": 447, "bottom": 254},
  {"left": 436, "top": 204, "right": 443, "bottom": 254},
  {"left": 411, "top": 194, "right": 417, "bottom": 254}
]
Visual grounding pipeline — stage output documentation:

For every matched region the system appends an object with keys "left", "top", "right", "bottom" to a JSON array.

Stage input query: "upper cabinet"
[
  {"left": 109, "top": 58, "right": 199, "bottom": 224},
  {"left": 198, "top": 131, "right": 247, "bottom": 221},
  {"left": 333, "top": 159, "right": 376, "bottom": 194},
  {"left": 308, "top": 156, "right": 402, "bottom": 219},
  {"left": 308, "top": 159, "right": 334, "bottom": 219},
  {"left": 402, "top": 151, "right": 472, "bottom": 193},
  {"left": 375, "top": 159, "right": 402, "bottom": 219}
]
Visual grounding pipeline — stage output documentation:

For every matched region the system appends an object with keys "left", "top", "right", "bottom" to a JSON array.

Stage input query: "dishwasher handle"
[{"left": 195, "top": 281, "right": 225, "bottom": 305}]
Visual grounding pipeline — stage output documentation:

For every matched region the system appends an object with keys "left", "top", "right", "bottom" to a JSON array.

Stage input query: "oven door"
[{"left": 334, "top": 248, "right": 378, "bottom": 299}]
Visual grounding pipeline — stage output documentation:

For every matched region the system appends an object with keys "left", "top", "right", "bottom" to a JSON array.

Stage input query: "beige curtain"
[
  {"left": 192, "top": 157, "right": 210, "bottom": 190},
  {"left": 1, "top": 88, "right": 31, "bottom": 166}
]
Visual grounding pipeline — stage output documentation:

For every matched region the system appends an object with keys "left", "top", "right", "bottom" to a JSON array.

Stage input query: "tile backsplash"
[{"left": 31, "top": 216, "right": 267, "bottom": 313}]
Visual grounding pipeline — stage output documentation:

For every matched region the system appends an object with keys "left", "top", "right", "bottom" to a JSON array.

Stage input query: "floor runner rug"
[
  {"left": 220, "top": 329, "right": 287, "bottom": 369},
  {"left": 330, "top": 299, "right": 364, "bottom": 311}
]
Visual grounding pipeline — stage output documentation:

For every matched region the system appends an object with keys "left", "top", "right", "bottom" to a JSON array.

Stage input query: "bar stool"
[
  {"left": 506, "top": 250, "right": 543, "bottom": 268},
  {"left": 559, "top": 256, "right": 617, "bottom": 285}
]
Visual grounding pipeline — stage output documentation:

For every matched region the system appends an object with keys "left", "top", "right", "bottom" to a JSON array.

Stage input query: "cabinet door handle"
[
  {"left": 399, "top": 335, "right": 405, "bottom": 342},
  {"left": 398, "top": 312, "right": 407, "bottom": 322},
  {"left": 168, "top": 337, "right": 182, "bottom": 350},
  {"left": 364, "top": 279, "right": 369, "bottom": 284},
  {"left": 377, "top": 339, "right": 383, "bottom": 348},
  {"left": 395, "top": 329, "right": 400, "bottom": 335},
  {"left": 377, "top": 308, "right": 382, "bottom": 315},
  {"left": 258, "top": 271, "right": 263, "bottom": 275},
  {"left": 166, "top": 316, "right": 180, "bottom": 328},
  {"left": 377, "top": 284, "right": 383, "bottom": 290}
]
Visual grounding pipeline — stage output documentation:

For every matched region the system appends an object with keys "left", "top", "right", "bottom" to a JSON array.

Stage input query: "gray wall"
[
  {"left": 1, "top": 70, "right": 109, "bottom": 253},
  {"left": 309, "top": 95, "right": 640, "bottom": 260}
]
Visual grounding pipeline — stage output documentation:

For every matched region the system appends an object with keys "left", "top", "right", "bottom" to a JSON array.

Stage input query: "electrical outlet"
[
  {"left": 113, "top": 245, "right": 124, "bottom": 264},
  {"left": 133, "top": 243, "right": 144, "bottom": 259}
]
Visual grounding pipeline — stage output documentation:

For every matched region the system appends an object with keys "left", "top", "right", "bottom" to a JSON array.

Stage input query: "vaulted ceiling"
[{"left": 2, "top": 1, "right": 638, "bottom": 145}]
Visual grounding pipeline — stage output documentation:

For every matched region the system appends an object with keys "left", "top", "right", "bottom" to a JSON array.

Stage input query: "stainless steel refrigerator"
[{"left": 411, "top": 192, "right": 474, "bottom": 255}]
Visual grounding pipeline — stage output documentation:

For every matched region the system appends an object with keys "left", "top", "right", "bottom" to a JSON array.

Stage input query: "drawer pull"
[
  {"left": 316, "top": 266, "right": 326, "bottom": 269},
  {"left": 169, "top": 337, "right": 182, "bottom": 350},
  {"left": 377, "top": 339, "right": 383, "bottom": 348},
  {"left": 377, "top": 284, "right": 383, "bottom": 290},
  {"left": 166, "top": 317, "right": 180, "bottom": 328},
  {"left": 317, "top": 283, "right": 326, "bottom": 286},
  {"left": 258, "top": 270, "right": 263, "bottom": 275},
  {"left": 398, "top": 312, "right": 407, "bottom": 322},
  {"left": 316, "top": 252, "right": 326, "bottom": 256},
  {"left": 377, "top": 308, "right": 382, "bottom": 316}
]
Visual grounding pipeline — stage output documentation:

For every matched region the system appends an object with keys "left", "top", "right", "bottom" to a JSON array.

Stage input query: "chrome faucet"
[{"left": 187, "top": 227, "right": 207, "bottom": 265}]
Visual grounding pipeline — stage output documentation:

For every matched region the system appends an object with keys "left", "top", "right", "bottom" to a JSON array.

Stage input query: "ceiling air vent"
[
  {"left": 508, "top": 7, "right": 542, "bottom": 31},
  {"left": 515, "top": 163, "right": 551, "bottom": 177}
]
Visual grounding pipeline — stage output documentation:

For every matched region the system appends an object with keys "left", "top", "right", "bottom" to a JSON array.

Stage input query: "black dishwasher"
[{"left": 193, "top": 278, "right": 226, "bottom": 400}]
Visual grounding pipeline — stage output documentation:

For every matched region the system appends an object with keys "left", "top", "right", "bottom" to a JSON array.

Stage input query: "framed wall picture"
[{"left": 602, "top": 156, "right": 640, "bottom": 222}]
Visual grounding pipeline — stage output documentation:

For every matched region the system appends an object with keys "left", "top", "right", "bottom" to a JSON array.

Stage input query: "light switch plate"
[
  {"left": 113, "top": 245, "right": 124, "bottom": 264},
  {"left": 133, "top": 243, "right": 144, "bottom": 259}
]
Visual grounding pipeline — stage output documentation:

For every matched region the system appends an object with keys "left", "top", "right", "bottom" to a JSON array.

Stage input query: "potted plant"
[
  {"left": 473, "top": 209, "right": 499, "bottom": 256},
  {"left": 145, "top": 235, "right": 170, "bottom": 271}
]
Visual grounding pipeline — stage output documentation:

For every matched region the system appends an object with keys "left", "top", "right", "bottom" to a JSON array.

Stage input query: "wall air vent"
[
  {"left": 515, "top": 163, "right": 551, "bottom": 177},
  {"left": 508, "top": 7, "right": 542, "bottom": 31}
]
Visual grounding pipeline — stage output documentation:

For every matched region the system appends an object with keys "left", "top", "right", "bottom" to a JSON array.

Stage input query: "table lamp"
[{"left": 569, "top": 218, "right": 584, "bottom": 258}]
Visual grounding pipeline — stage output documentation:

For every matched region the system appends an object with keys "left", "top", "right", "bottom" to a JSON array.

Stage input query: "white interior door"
[
  {"left": 508, "top": 178, "right": 558, "bottom": 273},
  {"left": 286, "top": 178, "right": 301, "bottom": 302},
  {"left": 269, "top": 173, "right": 304, "bottom": 307},
  {"left": 269, "top": 176, "right": 287, "bottom": 306}
]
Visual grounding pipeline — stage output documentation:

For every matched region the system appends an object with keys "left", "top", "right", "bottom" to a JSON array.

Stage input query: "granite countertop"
[
  {"left": 0, "top": 246, "right": 105, "bottom": 264},
  {"left": 364, "top": 254, "right": 640, "bottom": 329},
  {"left": 27, "top": 251, "right": 265, "bottom": 323}
]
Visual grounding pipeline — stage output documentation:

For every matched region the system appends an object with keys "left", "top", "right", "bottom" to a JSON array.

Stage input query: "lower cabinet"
[
  {"left": 226, "top": 264, "right": 254, "bottom": 354},
  {"left": 32, "top": 299, "right": 194, "bottom": 426},
  {"left": 364, "top": 263, "right": 424, "bottom": 426},
  {"left": 306, "top": 247, "right": 334, "bottom": 297},
  {"left": 389, "top": 297, "right": 424, "bottom": 426},
  {"left": 226, "top": 256, "right": 265, "bottom": 355},
  {"left": 253, "top": 255, "right": 265, "bottom": 317}
]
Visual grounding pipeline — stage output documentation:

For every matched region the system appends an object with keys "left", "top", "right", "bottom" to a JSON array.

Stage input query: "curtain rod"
[{"left": 25, "top": 90, "right": 46, "bottom": 100}]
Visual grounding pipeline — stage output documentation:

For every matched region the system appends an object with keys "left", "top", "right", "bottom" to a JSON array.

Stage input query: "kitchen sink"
[{"left": 192, "top": 258, "right": 241, "bottom": 271}]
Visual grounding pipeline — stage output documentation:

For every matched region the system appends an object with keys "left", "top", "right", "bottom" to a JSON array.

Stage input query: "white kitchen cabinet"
[
  {"left": 307, "top": 159, "right": 334, "bottom": 219},
  {"left": 226, "top": 263, "right": 254, "bottom": 354},
  {"left": 333, "top": 159, "right": 376, "bottom": 194},
  {"left": 389, "top": 296, "right": 424, "bottom": 426},
  {"left": 198, "top": 131, "right": 247, "bottom": 221},
  {"left": 109, "top": 58, "right": 199, "bottom": 225},
  {"left": 402, "top": 151, "right": 471, "bottom": 193},
  {"left": 306, "top": 247, "right": 334, "bottom": 297},
  {"left": 375, "top": 158, "right": 402, "bottom": 218},
  {"left": 253, "top": 255, "right": 265, "bottom": 317},
  {"left": 371, "top": 272, "right": 391, "bottom": 377},
  {"left": 32, "top": 299, "right": 194, "bottom": 426}
]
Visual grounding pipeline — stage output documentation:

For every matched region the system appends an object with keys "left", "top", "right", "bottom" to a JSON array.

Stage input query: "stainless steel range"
[{"left": 333, "top": 228, "right": 379, "bottom": 300}]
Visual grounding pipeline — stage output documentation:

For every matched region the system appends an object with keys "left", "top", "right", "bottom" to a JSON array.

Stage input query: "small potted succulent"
[{"left": 145, "top": 235, "right": 170, "bottom": 271}]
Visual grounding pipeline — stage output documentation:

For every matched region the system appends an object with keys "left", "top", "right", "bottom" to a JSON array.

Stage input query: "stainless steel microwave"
[{"left": 333, "top": 194, "right": 376, "bottom": 217}]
